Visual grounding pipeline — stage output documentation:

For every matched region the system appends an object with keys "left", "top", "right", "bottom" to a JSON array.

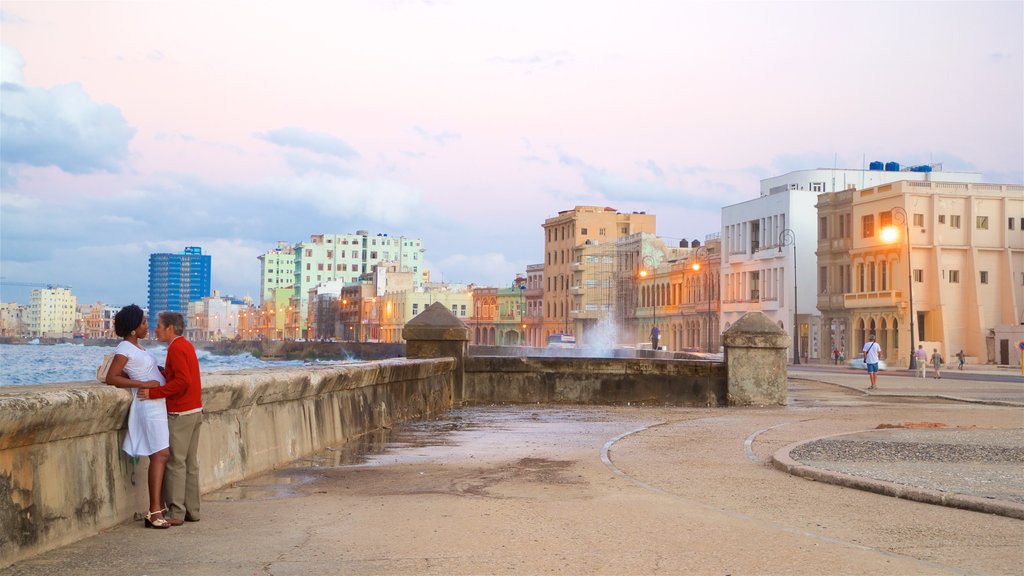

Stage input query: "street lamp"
[
  {"left": 691, "top": 247, "right": 712, "bottom": 353},
  {"left": 778, "top": 229, "right": 799, "bottom": 365},
  {"left": 639, "top": 255, "right": 657, "bottom": 349},
  {"left": 884, "top": 207, "right": 917, "bottom": 370}
]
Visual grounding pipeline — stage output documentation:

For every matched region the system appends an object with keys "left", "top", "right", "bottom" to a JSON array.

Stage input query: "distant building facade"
[
  {"left": 542, "top": 206, "right": 656, "bottom": 345},
  {"left": 148, "top": 246, "right": 212, "bottom": 325},
  {"left": 258, "top": 241, "right": 296, "bottom": 304},
  {"left": 0, "top": 302, "right": 26, "bottom": 337},
  {"left": 27, "top": 287, "right": 76, "bottom": 337}
]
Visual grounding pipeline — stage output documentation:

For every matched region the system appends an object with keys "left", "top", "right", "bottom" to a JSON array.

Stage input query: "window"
[
  {"left": 327, "top": 250, "right": 333, "bottom": 258},
  {"left": 976, "top": 216, "right": 988, "bottom": 230},
  {"left": 1009, "top": 218, "right": 1016, "bottom": 231},
  {"left": 819, "top": 267, "right": 827, "bottom": 294},
  {"left": 621, "top": 226, "right": 628, "bottom": 234},
  {"left": 838, "top": 215, "right": 845, "bottom": 238},
  {"left": 912, "top": 213, "right": 924, "bottom": 227},
  {"left": 460, "top": 305, "right": 467, "bottom": 316},
  {"left": 581, "top": 228, "right": 588, "bottom": 235},
  {"left": 305, "top": 249, "right": 312, "bottom": 257},
  {"left": 811, "top": 182, "right": 825, "bottom": 192},
  {"left": 862, "top": 215, "right": 874, "bottom": 238},
  {"left": 938, "top": 215, "right": 946, "bottom": 224},
  {"left": 819, "top": 217, "right": 828, "bottom": 239},
  {"left": 913, "top": 269, "right": 923, "bottom": 283},
  {"left": 858, "top": 264, "right": 865, "bottom": 292},
  {"left": 949, "top": 270, "right": 960, "bottom": 283},
  {"left": 950, "top": 215, "right": 961, "bottom": 229},
  {"left": 880, "top": 211, "right": 892, "bottom": 228},
  {"left": 317, "top": 263, "right": 324, "bottom": 271},
  {"left": 599, "top": 228, "right": 606, "bottom": 236},
  {"left": 980, "top": 271, "right": 989, "bottom": 284}
]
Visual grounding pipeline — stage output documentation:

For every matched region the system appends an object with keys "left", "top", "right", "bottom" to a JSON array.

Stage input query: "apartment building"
[
  {"left": 289, "top": 231, "right": 425, "bottom": 335},
  {"left": 523, "top": 264, "right": 544, "bottom": 347},
  {"left": 819, "top": 180, "right": 1023, "bottom": 367},
  {"left": 148, "top": 246, "right": 211, "bottom": 326},
  {"left": 258, "top": 242, "right": 296, "bottom": 304},
  {"left": 542, "top": 206, "right": 656, "bottom": 345},
  {"left": 379, "top": 284, "right": 471, "bottom": 343},
  {"left": 77, "top": 302, "right": 118, "bottom": 339},
  {"left": 27, "top": 287, "right": 76, "bottom": 338},
  {"left": 184, "top": 293, "right": 249, "bottom": 341},
  {"left": 722, "top": 165, "right": 983, "bottom": 363}
]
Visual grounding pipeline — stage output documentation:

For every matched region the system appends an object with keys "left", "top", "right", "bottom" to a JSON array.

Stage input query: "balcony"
[{"left": 844, "top": 290, "right": 903, "bottom": 309}]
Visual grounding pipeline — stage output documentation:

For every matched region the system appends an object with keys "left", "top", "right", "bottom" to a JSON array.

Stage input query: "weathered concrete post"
[
  {"left": 722, "top": 311, "right": 791, "bottom": 406},
  {"left": 403, "top": 302, "right": 470, "bottom": 403}
]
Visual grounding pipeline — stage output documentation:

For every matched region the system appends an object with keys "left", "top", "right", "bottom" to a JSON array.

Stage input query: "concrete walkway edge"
[
  {"left": 787, "top": 376, "right": 1024, "bottom": 407},
  {"left": 771, "top": 431, "right": 1024, "bottom": 520}
]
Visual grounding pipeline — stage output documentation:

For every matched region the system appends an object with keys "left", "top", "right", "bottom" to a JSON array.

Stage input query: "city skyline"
[{"left": 2, "top": 1, "right": 1022, "bottom": 306}]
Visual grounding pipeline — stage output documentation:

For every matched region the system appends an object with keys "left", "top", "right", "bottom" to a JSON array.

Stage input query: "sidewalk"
[{"left": 790, "top": 366, "right": 1024, "bottom": 406}]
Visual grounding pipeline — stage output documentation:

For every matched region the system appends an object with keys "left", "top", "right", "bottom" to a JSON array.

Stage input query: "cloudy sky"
[{"left": 1, "top": 1, "right": 1021, "bottom": 306}]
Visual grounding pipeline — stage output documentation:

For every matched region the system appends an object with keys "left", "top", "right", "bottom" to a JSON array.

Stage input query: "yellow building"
[
  {"left": 542, "top": 206, "right": 656, "bottom": 345},
  {"left": 27, "top": 287, "right": 76, "bottom": 338},
  {"left": 819, "top": 180, "right": 1023, "bottom": 366}
]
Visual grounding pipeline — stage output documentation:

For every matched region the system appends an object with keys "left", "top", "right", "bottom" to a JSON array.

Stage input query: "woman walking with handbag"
[{"left": 104, "top": 304, "right": 172, "bottom": 529}]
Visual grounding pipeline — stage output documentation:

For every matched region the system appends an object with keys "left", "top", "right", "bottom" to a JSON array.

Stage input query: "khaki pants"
[
  {"left": 166, "top": 411, "right": 202, "bottom": 521},
  {"left": 917, "top": 360, "right": 927, "bottom": 378}
]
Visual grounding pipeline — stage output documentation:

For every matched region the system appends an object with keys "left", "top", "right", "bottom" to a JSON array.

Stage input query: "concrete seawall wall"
[
  {"left": 465, "top": 356, "right": 728, "bottom": 405},
  {"left": 0, "top": 358, "right": 454, "bottom": 567}
]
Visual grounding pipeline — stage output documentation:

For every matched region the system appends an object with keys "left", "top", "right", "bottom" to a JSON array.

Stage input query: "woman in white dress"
[{"left": 104, "top": 304, "right": 172, "bottom": 529}]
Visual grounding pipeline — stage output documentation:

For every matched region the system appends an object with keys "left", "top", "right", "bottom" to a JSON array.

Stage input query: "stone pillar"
[
  {"left": 402, "top": 302, "right": 470, "bottom": 403},
  {"left": 722, "top": 311, "right": 791, "bottom": 406}
]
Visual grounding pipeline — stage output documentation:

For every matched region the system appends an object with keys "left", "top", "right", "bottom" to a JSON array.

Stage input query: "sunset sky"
[{"left": 2, "top": 1, "right": 1022, "bottom": 306}]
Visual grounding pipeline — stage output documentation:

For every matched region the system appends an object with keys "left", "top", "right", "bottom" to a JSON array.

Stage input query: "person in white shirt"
[
  {"left": 862, "top": 333, "right": 882, "bottom": 390},
  {"left": 915, "top": 345, "right": 928, "bottom": 378}
]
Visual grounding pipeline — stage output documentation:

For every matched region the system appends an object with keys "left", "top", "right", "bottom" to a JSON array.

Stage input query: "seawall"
[{"left": 0, "top": 358, "right": 454, "bottom": 567}]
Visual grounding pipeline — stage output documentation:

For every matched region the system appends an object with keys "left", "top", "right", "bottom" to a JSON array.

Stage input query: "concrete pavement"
[{"left": 2, "top": 371, "right": 1022, "bottom": 575}]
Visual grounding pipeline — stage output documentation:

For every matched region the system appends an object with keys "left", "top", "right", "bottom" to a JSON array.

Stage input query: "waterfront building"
[
  {"left": 259, "top": 287, "right": 295, "bottom": 340},
  {"left": 380, "top": 284, "right": 472, "bottom": 343},
  {"left": 818, "top": 180, "right": 1023, "bottom": 367},
  {"left": 523, "top": 264, "right": 544, "bottom": 347},
  {"left": 148, "top": 246, "right": 211, "bottom": 326},
  {"left": 542, "top": 206, "right": 656, "bottom": 345},
  {"left": 184, "top": 292, "right": 248, "bottom": 341},
  {"left": 77, "top": 302, "right": 118, "bottom": 339},
  {"left": 0, "top": 303, "right": 26, "bottom": 337},
  {"left": 290, "top": 231, "right": 425, "bottom": 337},
  {"left": 721, "top": 164, "right": 983, "bottom": 363},
  {"left": 470, "top": 287, "right": 497, "bottom": 345},
  {"left": 258, "top": 242, "right": 296, "bottom": 304},
  {"left": 635, "top": 238, "right": 721, "bottom": 353},
  {"left": 613, "top": 233, "right": 687, "bottom": 348},
  {"left": 27, "top": 287, "right": 76, "bottom": 338}
]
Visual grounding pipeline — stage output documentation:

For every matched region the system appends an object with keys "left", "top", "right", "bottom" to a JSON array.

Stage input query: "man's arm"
[{"left": 145, "top": 344, "right": 190, "bottom": 400}]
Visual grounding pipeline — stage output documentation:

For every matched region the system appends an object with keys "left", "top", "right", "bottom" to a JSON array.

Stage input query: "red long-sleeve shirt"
[{"left": 148, "top": 336, "right": 203, "bottom": 413}]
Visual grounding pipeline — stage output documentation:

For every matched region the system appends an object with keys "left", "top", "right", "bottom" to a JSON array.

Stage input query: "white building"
[
  {"left": 721, "top": 165, "right": 983, "bottom": 363},
  {"left": 185, "top": 293, "right": 246, "bottom": 341},
  {"left": 27, "top": 287, "right": 76, "bottom": 338}
]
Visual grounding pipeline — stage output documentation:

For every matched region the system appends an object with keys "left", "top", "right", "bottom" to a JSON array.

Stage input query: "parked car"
[{"left": 848, "top": 358, "right": 887, "bottom": 371}]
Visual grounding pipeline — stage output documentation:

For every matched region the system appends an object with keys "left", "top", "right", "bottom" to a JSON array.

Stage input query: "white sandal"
[{"left": 144, "top": 508, "right": 171, "bottom": 529}]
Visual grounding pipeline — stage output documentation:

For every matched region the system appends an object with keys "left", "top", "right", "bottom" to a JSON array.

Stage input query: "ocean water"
[{"left": 0, "top": 342, "right": 306, "bottom": 387}]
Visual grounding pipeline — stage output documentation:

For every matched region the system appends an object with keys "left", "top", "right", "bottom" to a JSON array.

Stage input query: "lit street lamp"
[
  {"left": 691, "top": 247, "right": 713, "bottom": 353},
  {"left": 778, "top": 229, "right": 799, "bottom": 365},
  {"left": 883, "top": 207, "right": 917, "bottom": 370},
  {"left": 639, "top": 255, "right": 658, "bottom": 350}
]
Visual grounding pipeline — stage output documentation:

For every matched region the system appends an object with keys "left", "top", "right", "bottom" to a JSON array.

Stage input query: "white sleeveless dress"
[{"left": 115, "top": 341, "right": 169, "bottom": 457}]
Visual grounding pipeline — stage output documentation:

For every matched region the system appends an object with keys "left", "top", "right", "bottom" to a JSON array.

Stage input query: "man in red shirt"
[{"left": 139, "top": 311, "right": 203, "bottom": 525}]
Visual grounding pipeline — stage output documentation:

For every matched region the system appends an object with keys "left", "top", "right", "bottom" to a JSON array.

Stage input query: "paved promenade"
[{"left": 3, "top": 367, "right": 1022, "bottom": 575}]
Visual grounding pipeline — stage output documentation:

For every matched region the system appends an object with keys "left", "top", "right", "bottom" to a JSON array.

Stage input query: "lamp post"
[
  {"left": 519, "top": 282, "right": 526, "bottom": 345},
  {"left": 691, "top": 247, "right": 712, "bottom": 353},
  {"left": 639, "top": 255, "right": 657, "bottom": 349},
  {"left": 885, "top": 207, "right": 916, "bottom": 370},
  {"left": 778, "top": 229, "right": 799, "bottom": 365}
]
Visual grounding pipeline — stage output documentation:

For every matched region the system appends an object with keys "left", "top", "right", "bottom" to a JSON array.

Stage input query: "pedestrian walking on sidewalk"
[
  {"left": 915, "top": 345, "right": 928, "bottom": 378},
  {"left": 862, "top": 334, "right": 881, "bottom": 389},
  {"left": 931, "top": 348, "right": 943, "bottom": 379},
  {"left": 957, "top": 350, "right": 965, "bottom": 370}
]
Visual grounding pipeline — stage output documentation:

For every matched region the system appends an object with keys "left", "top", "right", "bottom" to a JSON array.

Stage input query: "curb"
[
  {"left": 771, "top": 431, "right": 1024, "bottom": 521},
  {"left": 787, "top": 377, "right": 1024, "bottom": 408}
]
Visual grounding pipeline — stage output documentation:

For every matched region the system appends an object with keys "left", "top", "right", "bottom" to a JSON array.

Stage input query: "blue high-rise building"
[{"left": 148, "top": 246, "right": 212, "bottom": 325}]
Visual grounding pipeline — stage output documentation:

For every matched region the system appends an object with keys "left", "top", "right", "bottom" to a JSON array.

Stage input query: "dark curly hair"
[{"left": 113, "top": 304, "right": 145, "bottom": 338}]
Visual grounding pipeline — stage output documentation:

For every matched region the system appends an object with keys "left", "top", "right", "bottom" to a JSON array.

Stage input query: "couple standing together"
[{"left": 104, "top": 305, "right": 203, "bottom": 529}]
